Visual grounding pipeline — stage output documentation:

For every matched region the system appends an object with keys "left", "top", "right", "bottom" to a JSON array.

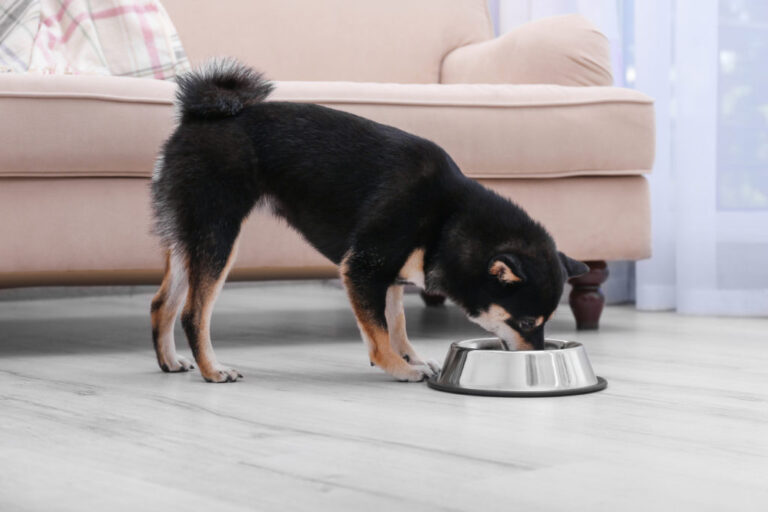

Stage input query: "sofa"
[{"left": 0, "top": 0, "right": 654, "bottom": 329}]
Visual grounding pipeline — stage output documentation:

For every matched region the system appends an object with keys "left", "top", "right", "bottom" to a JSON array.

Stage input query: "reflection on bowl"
[{"left": 427, "top": 338, "right": 607, "bottom": 397}]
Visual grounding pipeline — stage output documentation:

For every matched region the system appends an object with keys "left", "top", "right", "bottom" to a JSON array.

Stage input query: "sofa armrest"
[{"left": 441, "top": 14, "right": 613, "bottom": 86}]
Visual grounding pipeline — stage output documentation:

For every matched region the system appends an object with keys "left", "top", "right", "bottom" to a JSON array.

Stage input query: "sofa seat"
[
  {"left": 0, "top": 176, "right": 648, "bottom": 286},
  {"left": 0, "top": 74, "right": 654, "bottom": 180}
]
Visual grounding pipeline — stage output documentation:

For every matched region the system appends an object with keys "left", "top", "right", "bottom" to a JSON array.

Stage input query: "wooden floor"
[{"left": 1, "top": 281, "right": 767, "bottom": 511}]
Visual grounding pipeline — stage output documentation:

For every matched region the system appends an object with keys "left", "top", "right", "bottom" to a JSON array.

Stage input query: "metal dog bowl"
[{"left": 427, "top": 338, "right": 606, "bottom": 397}]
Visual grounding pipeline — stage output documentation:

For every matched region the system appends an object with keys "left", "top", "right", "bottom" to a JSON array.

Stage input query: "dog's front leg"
[
  {"left": 341, "top": 259, "right": 436, "bottom": 382},
  {"left": 385, "top": 285, "right": 440, "bottom": 374}
]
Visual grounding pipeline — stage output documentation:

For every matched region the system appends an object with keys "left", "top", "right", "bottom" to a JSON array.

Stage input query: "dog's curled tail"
[{"left": 175, "top": 58, "right": 273, "bottom": 120}]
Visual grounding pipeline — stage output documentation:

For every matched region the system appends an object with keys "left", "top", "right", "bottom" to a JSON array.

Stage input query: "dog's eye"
[{"left": 516, "top": 317, "right": 537, "bottom": 332}]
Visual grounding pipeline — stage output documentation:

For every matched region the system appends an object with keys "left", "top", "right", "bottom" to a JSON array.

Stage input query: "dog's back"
[{"left": 153, "top": 59, "right": 463, "bottom": 265}]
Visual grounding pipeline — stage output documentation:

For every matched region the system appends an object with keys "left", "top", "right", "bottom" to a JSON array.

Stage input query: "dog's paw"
[
  {"left": 402, "top": 354, "right": 442, "bottom": 375},
  {"left": 424, "top": 359, "right": 441, "bottom": 375},
  {"left": 159, "top": 355, "right": 195, "bottom": 373},
  {"left": 393, "top": 362, "right": 436, "bottom": 382},
  {"left": 201, "top": 364, "right": 243, "bottom": 383}
]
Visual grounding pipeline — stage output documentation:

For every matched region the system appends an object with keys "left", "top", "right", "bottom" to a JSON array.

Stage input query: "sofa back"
[{"left": 161, "top": 0, "right": 493, "bottom": 83}]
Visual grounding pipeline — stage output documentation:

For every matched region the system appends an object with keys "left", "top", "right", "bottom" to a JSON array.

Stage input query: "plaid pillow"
[{"left": 0, "top": 0, "right": 190, "bottom": 80}]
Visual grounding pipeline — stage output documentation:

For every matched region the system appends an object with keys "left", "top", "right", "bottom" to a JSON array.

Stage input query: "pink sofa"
[{"left": 0, "top": 0, "right": 654, "bottom": 328}]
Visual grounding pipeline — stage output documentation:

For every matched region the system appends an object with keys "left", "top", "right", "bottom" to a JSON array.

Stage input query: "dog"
[{"left": 150, "top": 59, "right": 589, "bottom": 383}]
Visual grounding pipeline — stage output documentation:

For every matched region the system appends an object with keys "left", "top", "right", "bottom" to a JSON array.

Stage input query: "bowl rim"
[{"left": 450, "top": 337, "right": 583, "bottom": 353}]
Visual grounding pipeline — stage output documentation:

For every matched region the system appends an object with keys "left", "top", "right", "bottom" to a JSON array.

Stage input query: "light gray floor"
[{"left": 1, "top": 281, "right": 766, "bottom": 511}]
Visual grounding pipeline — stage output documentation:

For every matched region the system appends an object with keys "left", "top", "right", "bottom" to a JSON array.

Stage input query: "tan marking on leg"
[
  {"left": 340, "top": 255, "right": 434, "bottom": 382},
  {"left": 398, "top": 248, "right": 425, "bottom": 289},
  {"left": 359, "top": 318, "right": 416, "bottom": 378},
  {"left": 151, "top": 249, "right": 192, "bottom": 372},
  {"left": 182, "top": 237, "right": 242, "bottom": 383},
  {"left": 385, "top": 285, "right": 420, "bottom": 362}
]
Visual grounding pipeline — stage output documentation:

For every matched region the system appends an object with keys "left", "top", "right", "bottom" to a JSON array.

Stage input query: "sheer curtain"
[
  {"left": 490, "top": 0, "right": 768, "bottom": 316},
  {"left": 634, "top": 0, "right": 768, "bottom": 315}
]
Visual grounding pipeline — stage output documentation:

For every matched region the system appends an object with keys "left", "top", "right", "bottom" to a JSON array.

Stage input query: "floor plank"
[{"left": 1, "top": 282, "right": 767, "bottom": 511}]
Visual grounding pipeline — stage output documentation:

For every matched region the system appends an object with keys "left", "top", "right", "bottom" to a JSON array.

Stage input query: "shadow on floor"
[{"left": 0, "top": 294, "right": 580, "bottom": 358}]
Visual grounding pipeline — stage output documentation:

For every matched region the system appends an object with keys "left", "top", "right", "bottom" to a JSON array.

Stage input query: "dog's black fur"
[{"left": 151, "top": 59, "right": 588, "bottom": 383}]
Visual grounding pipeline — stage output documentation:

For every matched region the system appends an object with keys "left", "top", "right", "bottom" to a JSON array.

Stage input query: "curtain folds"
[{"left": 492, "top": 0, "right": 768, "bottom": 315}]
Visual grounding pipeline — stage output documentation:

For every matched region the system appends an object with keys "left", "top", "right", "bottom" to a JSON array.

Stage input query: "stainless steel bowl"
[{"left": 427, "top": 338, "right": 606, "bottom": 397}]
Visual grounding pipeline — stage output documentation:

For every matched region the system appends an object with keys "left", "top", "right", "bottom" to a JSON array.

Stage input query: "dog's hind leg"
[
  {"left": 341, "top": 254, "right": 436, "bottom": 382},
  {"left": 385, "top": 285, "right": 440, "bottom": 373},
  {"left": 181, "top": 230, "right": 242, "bottom": 383},
  {"left": 151, "top": 249, "right": 193, "bottom": 372}
]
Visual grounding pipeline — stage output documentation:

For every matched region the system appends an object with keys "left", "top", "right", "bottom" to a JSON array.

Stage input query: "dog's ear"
[
  {"left": 489, "top": 254, "right": 525, "bottom": 284},
  {"left": 559, "top": 252, "right": 589, "bottom": 278}
]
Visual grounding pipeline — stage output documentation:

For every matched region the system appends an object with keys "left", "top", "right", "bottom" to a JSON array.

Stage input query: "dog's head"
[
  {"left": 424, "top": 182, "right": 590, "bottom": 349},
  {"left": 463, "top": 251, "right": 588, "bottom": 350}
]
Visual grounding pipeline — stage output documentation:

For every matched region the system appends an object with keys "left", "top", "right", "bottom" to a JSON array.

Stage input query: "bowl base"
[{"left": 426, "top": 376, "right": 607, "bottom": 397}]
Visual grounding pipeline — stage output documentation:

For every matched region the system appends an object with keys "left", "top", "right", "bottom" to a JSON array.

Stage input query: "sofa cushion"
[
  {"left": 161, "top": 0, "right": 492, "bottom": 84},
  {"left": 0, "top": 74, "right": 654, "bottom": 179},
  {"left": 275, "top": 81, "right": 655, "bottom": 178},
  {"left": 441, "top": 14, "right": 613, "bottom": 87}
]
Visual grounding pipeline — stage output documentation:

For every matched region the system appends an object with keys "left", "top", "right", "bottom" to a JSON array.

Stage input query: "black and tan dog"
[{"left": 150, "top": 59, "right": 588, "bottom": 383}]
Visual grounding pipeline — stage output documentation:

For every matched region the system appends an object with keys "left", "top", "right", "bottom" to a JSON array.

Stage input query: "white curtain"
[
  {"left": 491, "top": 0, "right": 768, "bottom": 316},
  {"left": 635, "top": 0, "right": 768, "bottom": 315}
]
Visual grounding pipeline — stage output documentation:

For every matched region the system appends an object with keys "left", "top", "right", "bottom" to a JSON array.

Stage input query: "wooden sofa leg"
[
  {"left": 420, "top": 290, "right": 446, "bottom": 307},
  {"left": 568, "top": 261, "right": 609, "bottom": 330}
]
